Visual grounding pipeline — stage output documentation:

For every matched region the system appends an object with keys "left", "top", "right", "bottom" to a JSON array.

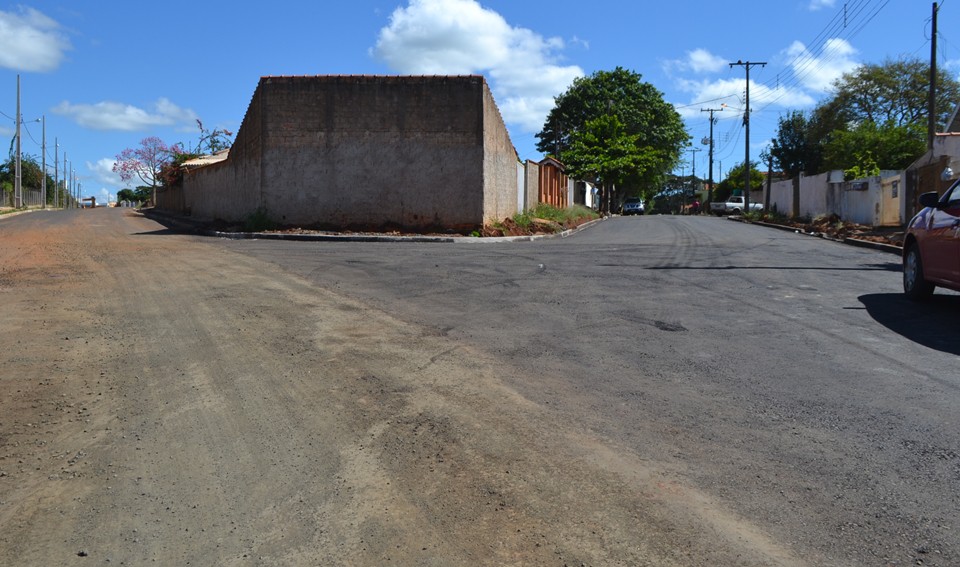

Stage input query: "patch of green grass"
[{"left": 521, "top": 203, "right": 599, "bottom": 225}]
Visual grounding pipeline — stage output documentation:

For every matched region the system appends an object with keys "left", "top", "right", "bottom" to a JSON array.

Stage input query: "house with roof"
[{"left": 157, "top": 75, "right": 519, "bottom": 231}]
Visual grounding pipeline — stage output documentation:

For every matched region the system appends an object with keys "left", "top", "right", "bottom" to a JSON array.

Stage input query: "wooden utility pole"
[
  {"left": 730, "top": 60, "right": 766, "bottom": 213},
  {"left": 701, "top": 107, "right": 723, "bottom": 208},
  {"left": 689, "top": 146, "right": 702, "bottom": 211}
]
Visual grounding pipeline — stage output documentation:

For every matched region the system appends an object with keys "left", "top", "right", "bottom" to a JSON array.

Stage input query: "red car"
[{"left": 903, "top": 182, "right": 960, "bottom": 299}]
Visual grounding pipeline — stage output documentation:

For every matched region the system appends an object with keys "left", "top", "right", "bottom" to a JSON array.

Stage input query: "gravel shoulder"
[{"left": 0, "top": 209, "right": 804, "bottom": 565}]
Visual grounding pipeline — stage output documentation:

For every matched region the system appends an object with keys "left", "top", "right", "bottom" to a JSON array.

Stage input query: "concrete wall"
[
  {"left": 524, "top": 160, "right": 540, "bottom": 212},
  {"left": 881, "top": 175, "right": 903, "bottom": 226},
  {"left": 182, "top": 85, "right": 264, "bottom": 222},
  {"left": 176, "top": 75, "right": 516, "bottom": 230},
  {"left": 516, "top": 161, "right": 526, "bottom": 211},
  {"left": 768, "top": 178, "right": 793, "bottom": 215},
  {"left": 481, "top": 85, "right": 519, "bottom": 224},
  {"left": 766, "top": 170, "right": 902, "bottom": 226}
]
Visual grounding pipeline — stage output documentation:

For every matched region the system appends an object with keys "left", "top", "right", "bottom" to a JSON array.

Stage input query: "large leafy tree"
[
  {"left": 113, "top": 137, "right": 179, "bottom": 205},
  {"left": 826, "top": 57, "right": 960, "bottom": 128},
  {"left": 769, "top": 110, "right": 822, "bottom": 177},
  {"left": 536, "top": 67, "right": 688, "bottom": 196},
  {"left": 563, "top": 115, "right": 660, "bottom": 213},
  {"left": 771, "top": 57, "right": 960, "bottom": 176}
]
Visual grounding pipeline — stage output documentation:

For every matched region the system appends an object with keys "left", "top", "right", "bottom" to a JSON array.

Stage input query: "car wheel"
[{"left": 903, "top": 243, "right": 934, "bottom": 300}]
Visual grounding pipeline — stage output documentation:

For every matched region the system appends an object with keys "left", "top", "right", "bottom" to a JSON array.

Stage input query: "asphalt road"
[
  {"left": 225, "top": 213, "right": 960, "bottom": 565},
  {"left": 2, "top": 208, "right": 958, "bottom": 566}
]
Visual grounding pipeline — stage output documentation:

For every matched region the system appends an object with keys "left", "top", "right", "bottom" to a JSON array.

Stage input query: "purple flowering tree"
[{"left": 112, "top": 137, "right": 180, "bottom": 206}]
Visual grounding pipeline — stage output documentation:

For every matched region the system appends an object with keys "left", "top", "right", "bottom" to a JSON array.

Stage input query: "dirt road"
[{"left": 1, "top": 208, "right": 806, "bottom": 565}]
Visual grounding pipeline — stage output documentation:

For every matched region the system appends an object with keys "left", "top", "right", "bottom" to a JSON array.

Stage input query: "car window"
[{"left": 946, "top": 183, "right": 960, "bottom": 209}]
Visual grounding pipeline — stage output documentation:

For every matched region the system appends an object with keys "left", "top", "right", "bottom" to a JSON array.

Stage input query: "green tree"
[
  {"left": 0, "top": 155, "right": 56, "bottom": 207},
  {"left": 536, "top": 67, "right": 689, "bottom": 194},
  {"left": 822, "top": 120, "right": 926, "bottom": 178},
  {"left": 116, "top": 186, "right": 153, "bottom": 204},
  {"left": 563, "top": 115, "right": 661, "bottom": 213},
  {"left": 714, "top": 161, "right": 763, "bottom": 203},
  {"left": 769, "top": 110, "right": 822, "bottom": 177},
  {"left": 773, "top": 57, "right": 957, "bottom": 176},
  {"left": 826, "top": 57, "right": 960, "bottom": 129}
]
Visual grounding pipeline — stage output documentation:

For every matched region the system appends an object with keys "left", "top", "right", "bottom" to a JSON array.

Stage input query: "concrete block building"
[{"left": 160, "top": 75, "right": 519, "bottom": 230}]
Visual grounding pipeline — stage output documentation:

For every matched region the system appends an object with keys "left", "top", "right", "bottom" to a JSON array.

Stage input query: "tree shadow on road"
[{"left": 859, "top": 293, "right": 960, "bottom": 355}]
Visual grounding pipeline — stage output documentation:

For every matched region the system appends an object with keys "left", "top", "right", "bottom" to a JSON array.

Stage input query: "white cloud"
[
  {"left": 687, "top": 49, "right": 727, "bottom": 74},
  {"left": 53, "top": 98, "right": 199, "bottom": 131},
  {"left": 673, "top": 77, "right": 815, "bottom": 119},
  {"left": 87, "top": 158, "right": 126, "bottom": 188},
  {"left": 372, "top": 0, "right": 583, "bottom": 133},
  {"left": 782, "top": 38, "right": 859, "bottom": 93},
  {"left": 945, "top": 58, "right": 960, "bottom": 79},
  {"left": 0, "top": 7, "right": 70, "bottom": 72},
  {"left": 665, "top": 48, "right": 728, "bottom": 75},
  {"left": 808, "top": 0, "right": 836, "bottom": 11}
]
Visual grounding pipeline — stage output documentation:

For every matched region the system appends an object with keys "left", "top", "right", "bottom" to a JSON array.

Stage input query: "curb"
[
  {"left": 736, "top": 218, "right": 903, "bottom": 256},
  {"left": 140, "top": 209, "right": 606, "bottom": 243},
  {"left": 0, "top": 207, "right": 46, "bottom": 220}
]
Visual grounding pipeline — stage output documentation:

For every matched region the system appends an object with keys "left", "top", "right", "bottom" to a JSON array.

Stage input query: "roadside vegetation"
[
  {"left": 742, "top": 209, "right": 903, "bottom": 246},
  {"left": 484, "top": 204, "right": 600, "bottom": 236},
  {"left": 536, "top": 67, "right": 688, "bottom": 215},
  {"left": 0, "top": 155, "right": 71, "bottom": 208}
]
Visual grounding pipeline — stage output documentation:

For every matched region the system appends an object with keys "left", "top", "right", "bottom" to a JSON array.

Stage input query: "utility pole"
[
  {"left": 688, "top": 147, "right": 702, "bottom": 211},
  {"left": 15, "top": 74, "right": 22, "bottom": 208},
  {"left": 730, "top": 60, "right": 766, "bottom": 213},
  {"left": 54, "top": 139, "right": 58, "bottom": 209},
  {"left": 701, "top": 107, "right": 723, "bottom": 207},
  {"left": 765, "top": 152, "right": 774, "bottom": 212},
  {"left": 41, "top": 115, "right": 46, "bottom": 208},
  {"left": 928, "top": 2, "right": 939, "bottom": 150}
]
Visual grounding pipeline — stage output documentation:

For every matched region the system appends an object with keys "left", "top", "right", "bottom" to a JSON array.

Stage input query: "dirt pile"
[{"left": 761, "top": 214, "right": 903, "bottom": 247}]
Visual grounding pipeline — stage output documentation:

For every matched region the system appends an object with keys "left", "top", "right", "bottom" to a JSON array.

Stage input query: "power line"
[
  {"left": 674, "top": 94, "right": 740, "bottom": 110},
  {"left": 751, "top": 0, "right": 893, "bottom": 112}
]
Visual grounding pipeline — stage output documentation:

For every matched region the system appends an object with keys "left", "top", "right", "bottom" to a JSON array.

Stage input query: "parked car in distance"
[
  {"left": 621, "top": 197, "right": 645, "bottom": 215},
  {"left": 709, "top": 196, "right": 763, "bottom": 216},
  {"left": 903, "top": 182, "right": 960, "bottom": 299}
]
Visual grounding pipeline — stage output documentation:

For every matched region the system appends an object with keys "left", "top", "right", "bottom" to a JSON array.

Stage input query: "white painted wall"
[{"left": 765, "top": 170, "right": 902, "bottom": 226}]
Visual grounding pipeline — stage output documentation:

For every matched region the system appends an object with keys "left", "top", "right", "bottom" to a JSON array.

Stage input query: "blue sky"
[{"left": 1, "top": 0, "right": 955, "bottom": 202}]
